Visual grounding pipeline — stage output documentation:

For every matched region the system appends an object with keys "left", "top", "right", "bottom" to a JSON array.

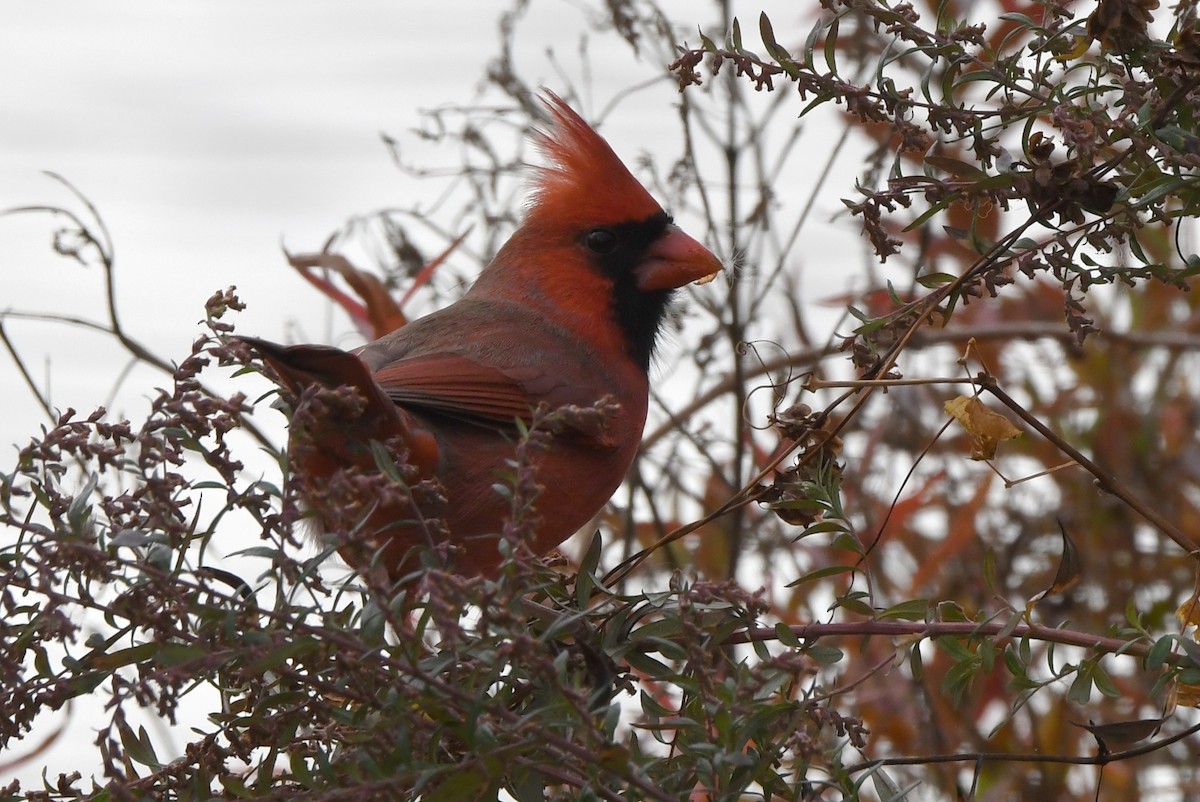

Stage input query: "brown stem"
[
  {"left": 725, "top": 618, "right": 1155, "bottom": 660},
  {"left": 840, "top": 721, "right": 1200, "bottom": 773}
]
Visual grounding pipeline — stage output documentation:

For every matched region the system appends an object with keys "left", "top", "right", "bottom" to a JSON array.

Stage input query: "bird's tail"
[{"left": 235, "top": 336, "right": 440, "bottom": 476}]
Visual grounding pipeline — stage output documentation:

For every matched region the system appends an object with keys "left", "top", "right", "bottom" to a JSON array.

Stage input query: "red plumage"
[{"left": 241, "top": 91, "right": 721, "bottom": 580}]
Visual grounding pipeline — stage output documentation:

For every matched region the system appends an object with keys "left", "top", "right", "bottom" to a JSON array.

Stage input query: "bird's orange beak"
[{"left": 636, "top": 224, "right": 723, "bottom": 292}]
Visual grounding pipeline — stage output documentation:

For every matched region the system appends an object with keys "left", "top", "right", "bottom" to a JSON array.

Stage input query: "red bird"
[{"left": 241, "top": 91, "right": 721, "bottom": 580}]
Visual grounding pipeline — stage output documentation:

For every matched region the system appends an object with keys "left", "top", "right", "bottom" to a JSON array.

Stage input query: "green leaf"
[
  {"left": 1091, "top": 663, "right": 1121, "bottom": 698},
  {"left": 1146, "top": 635, "right": 1174, "bottom": 670},
  {"left": 983, "top": 547, "right": 998, "bottom": 595},
  {"left": 998, "top": 12, "right": 1042, "bottom": 28},
  {"left": 66, "top": 671, "right": 106, "bottom": 697},
  {"left": 775, "top": 623, "right": 804, "bottom": 647},
  {"left": 1067, "top": 665, "right": 1093, "bottom": 704},
  {"left": 846, "top": 304, "right": 869, "bottom": 322},
  {"left": 925, "top": 155, "right": 988, "bottom": 180},
  {"left": 799, "top": 519, "right": 849, "bottom": 537},
  {"left": 871, "top": 765, "right": 919, "bottom": 801},
  {"left": 1180, "top": 254, "right": 1200, "bottom": 278},
  {"left": 902, "top": 191, "right": 960, "bottom": 232},
  {"left": 289, "top": 749, "right": 319, "bottom": 789},
  {"left": 1003, "top": 644, "right": 1025, "bottom": 679},
  {"left": 1131, "top": 175, "right": 1186, "bottom": 208},
  {"left": 1180, "top": 637, "right": 1200, "bottom": 668},
  {"left": 919, "top": 58, "right": 936, "bottom": 104},
  {"left": 938, "top": 636, "right": 972, "bottom": 661},
  {"left": 788, "top": 564, "right": 856, "bottom": 588},
  {"left": 639, "top": 689, "right": 672, "bottom": 720},
  {"left": 89, "top": 642, "right": 158, "bottom": 670},
  {"left": 509, "top": 766, "right": 547, "bottom": 802},
  {"left": 219, "top": 775, "right": 252, "bottom": 798},
  {"left": 425, "top": 768, "right": 492, "bottom": 802},
  {"left": 369, "top": 439, "right": 408, "bottom": 483},
  {"left": 66, "top": 472, "right": 99, "bottom": 533},
  {"left": 909, "top": 643, "right": 924, "bottom": 680},
  {"left": 824, "top": 16, "right": 840, "bottom": 75},
  {"left": 831, "top": 531, "right": 864, "bottom": 555},
  {"left": 806, "top": 645, "right": 844, "bottom": 665},
  {"left": 938, "top": 601, "right": 970, "bottom": 622},
  {"left": 1128, "top": 232, "right": 1149, "bottom": 265},
  {"left": 1156, "top": 125, "right": 1198, "bottom": 152},
  {"left": 879, "top": 599, "right": 930, "bottom": 621},
  {"left": 885, "top": 279, "right": 903, "bottom": 303},
  {"left": 575, "top": 530, "right": 602, "bottom": 608},
  {"left": 995, "top": 612, "right": 1021, "bottom": 641},
  {"left": 942, "top": 225, "right": 969, "bottom": 242},
  {"left": 244, "top": 639, "right": 319, "bottom": 675},
  {"left": 117, "top": 720, "right": 161, "bottom": 769},
  {"left": 109, "top": 529, "right": 161, "bottom": 548},
  {"left": 803, "top": 16, "right": 823, "bottom": 69},
  {"left": 159, "top": 643, "right": 215, "bottom": 675},
  {"left": 625, "top": 650, "right": 674, "bottom": 677},
  {"left": 33, "top": 645, "right": 52, "bottom": 678},
  {"left": 835, "top": 592, "right": 873, "bottom": 616},
  {"left": 229, "top": 545, "right": 284, "bottom": 560},
  {"left": 915, "top": 272, "right": 958, "bottom": 288},
  {"left": 760, "top": 12, "right": 792, "bottom": 62},
  {"left": 941, "top": 655, "right": 980, "bottom": 703}
]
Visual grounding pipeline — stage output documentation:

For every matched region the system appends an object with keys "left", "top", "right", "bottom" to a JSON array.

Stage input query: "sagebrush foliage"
[{"left": 5, "top": 1, "right": 1200, "bottom": 800}]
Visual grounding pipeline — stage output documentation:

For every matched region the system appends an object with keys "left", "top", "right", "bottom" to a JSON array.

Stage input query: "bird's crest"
[{"left": 528, "top": 90, "right": 664, "bottom": 228}]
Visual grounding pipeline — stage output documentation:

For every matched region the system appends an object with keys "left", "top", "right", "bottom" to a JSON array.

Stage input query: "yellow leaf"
[
  {"left": 1174, "top": 588, "right": 1200, "bottom": 708},
  {"left": 1055, "top": 35, "right": 1092, "bottom": 62},
  {"left": 1176, "top": 593, "right": 1200, "bottom": 629},
  {"left": 1174, "top": 682, "right": 1200, "bottom": 709},
  {"left": 944, "top": 396, "right": 1022, "bottom": 460}
]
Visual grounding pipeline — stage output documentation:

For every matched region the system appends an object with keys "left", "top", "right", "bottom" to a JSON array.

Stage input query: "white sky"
[{"left": 4, "top": 1, "right": 519, "bottom": 446}]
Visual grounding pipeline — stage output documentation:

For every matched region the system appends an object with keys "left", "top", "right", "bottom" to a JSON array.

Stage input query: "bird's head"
[{"left": 477, "top": 90, "right": 723, "bottom": 371}]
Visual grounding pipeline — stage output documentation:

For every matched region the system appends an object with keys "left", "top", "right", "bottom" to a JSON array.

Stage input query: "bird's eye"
[{"left": 584, "top": 228, "right": 618, "bottom": 255}]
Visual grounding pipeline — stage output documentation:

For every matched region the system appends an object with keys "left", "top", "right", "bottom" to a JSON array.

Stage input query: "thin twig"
[
  {"left": 725, "top": 618, "right": 1156, "bottom": 660},
  {"left": 841, "top": 721, "right": 1200, "bottom": 773}
]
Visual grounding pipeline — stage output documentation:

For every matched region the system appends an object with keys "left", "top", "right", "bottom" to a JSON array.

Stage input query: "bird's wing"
[
  {"left": 373, "top": 352, "right": 615, "bottom": 448},
  {"left": 372, "top": 352, "right": 547, "bottom": 426}
]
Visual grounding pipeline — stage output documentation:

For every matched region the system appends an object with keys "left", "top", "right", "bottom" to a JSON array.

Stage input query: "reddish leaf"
[{"left": 285, "top": 249, "right": 405, "bottom": 340}]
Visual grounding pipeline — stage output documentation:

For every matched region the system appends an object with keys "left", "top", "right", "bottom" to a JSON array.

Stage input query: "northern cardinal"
[{"left": 241, "top": 91, "right": 721, "bottom": 580}]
